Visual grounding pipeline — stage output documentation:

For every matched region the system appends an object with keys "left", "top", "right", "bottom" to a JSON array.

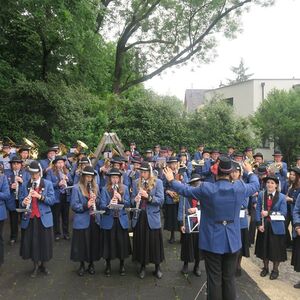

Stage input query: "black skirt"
[
  {"left": 20, "top": 217, "right": 53, "bottom": 263},
  {"left": 180, "top": 232, "right": 203, "bottom": 263},
  {"left": 164, "top": 203, "right": 179, "bottom": 231},
  {"left": 255, "top": 220, "right": 287, "bottom": 262},
  {"left": 102, "top": 218, "right": 131, "bottom": 260},
  {"left": 0, "top": 220, "right": 4, "bottom": 265},
  {"left": 70, "top": 216, "right": 102, "bottom": 262},
  {"left": 240, "top": 228, "right": 250, "bottom": 258},
  {"left": 291, "top": 236, "right": 300, "bottom": 272},
  {"left": 132, "top": 210, "right": 164, "bottom": 265}
]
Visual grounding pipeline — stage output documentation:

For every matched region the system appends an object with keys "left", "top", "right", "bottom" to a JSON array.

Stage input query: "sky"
[{"left": 144, "top": 0, "right": 300, "bottom": 100}]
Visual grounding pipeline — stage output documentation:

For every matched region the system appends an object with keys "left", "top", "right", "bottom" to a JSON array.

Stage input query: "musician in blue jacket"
[
  {"left": 39, "top": 147, "right": 57, "bottom": 176},
  {"left": 163, "top": 157, "right": 188, "bottom": 244},
  {"left": 230, "top": 162, "right": 250, "bottom": 277},
  {"left": 0, "top": 174, "right": 10, "bottom": 268},
  {"left": 163, "top": 156, "right": 259, "bottom": 300},
  {"left": 70, "top": 166, "right": 102, "bottom": 276},
  {"left": 100, "top": 168, "right": 131, "bottom": 276},
  {"left": 255, "top": 175, "right": 287, "bottom": 280},
  {"left": 4, "top": 156, "right": 30, "bottom": 245},
  {"left": 46, "top": 156, "right": 73, "bottom": 241},
  {"left": 178, "top": 173, "right": 203, "bottom": 276},
  {"left": 19, "top": 161, "right": 55, "bottom": 278},
  {"left": 292, "top": 193, "right": 300, "bottom": 288},
  {"left": 268, "top": 151, "right": 288, "bottom": 193},
  {"left": 132, "top": 162, "right": 165, "bottom": 279},
  {"left": 193, "top": 144, "right": 205, "bottom": 161}
]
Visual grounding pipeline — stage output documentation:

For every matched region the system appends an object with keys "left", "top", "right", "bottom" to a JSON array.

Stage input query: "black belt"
[{"left": 215, "top": 220, "right": 234, "bottom": 225}]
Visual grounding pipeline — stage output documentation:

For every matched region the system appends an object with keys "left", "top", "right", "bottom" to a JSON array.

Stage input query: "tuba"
[{"left": 23, "top": 137, "right": 39, "bottom": 159}]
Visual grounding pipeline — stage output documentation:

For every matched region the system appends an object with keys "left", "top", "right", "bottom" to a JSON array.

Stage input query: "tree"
[
  {"left": 96, "top": 0, "right": 272, "bottom": 94},
  {"left": 252, "top": 88, "right": 300, "bottom": 164},
  {"left": 188, "top": 99, "right": 258, "bottom": 152},
  {"left": 227, "top": 58, "right": 254, "bottom": 84}
]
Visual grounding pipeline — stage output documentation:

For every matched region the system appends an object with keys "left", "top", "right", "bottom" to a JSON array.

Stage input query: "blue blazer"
[
  {"left": 193, "top": 151, "right": 203, "bottom": 161},
  {"left": 4, "top": 169, "right": 31, "bottom": 211},
  {"left": 274, "top": 162, "right": 288, "bottom": 193},
  {"left": 19, "top": 179, "right": 55, "bottom": 229},
  {"left": 46, "top": 169, "right": 73, "bottom": 203},
  {"left": 39, "top": 158, "right": 52, "bottom": 176},
  {"left": 171, "top": 174, "right": 259, "bottom": 254},
  {"left": 100, "top": 185, "right": 130, "bottom": 230},
  {"left": 293, "top": 193, "right": 300, "bottom": 234},
  {"left": 255, "top": 191, "right": 287, "bottom": 235},
  {"left": 70, "top": 184, "right": 100, "bottom": 229},
  {"left": 239, "top": 196, "right": 249, "bottom": 229},
  {"left": 0, "top": 175, "right": 10, "bottom": 221},
  {"left": 131, "top": 178, "right": 164, "bottom": 229}
]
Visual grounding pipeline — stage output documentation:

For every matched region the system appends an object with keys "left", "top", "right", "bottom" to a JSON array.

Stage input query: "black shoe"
[
  {"left": 120, "top": 264, "right": 125, "bottom": 276},
  {"left": 39, "top": 265, "right": 50, "bottom": 275},
  {"left": 30, "top": 266, "right": 39, "bottom": 278},
  {"left": 270, "top": 270, "right": 279, "bottom": 280},
  {"left": 294, "top": 282, "right": 300, "bottom": 289},
  {"left": 104, "top": 265, "right": 111, "bottom": 277},
  {"left": 64, "top": 234, "right": 70, "bottom": 240},
  {"left": 77, "top": 265, "right": 85, "bottom": 276},
  {"left": 260, "top": 268, "right": 269, "bottom": 277},
  {"left": 138, "top": 266, "right": 145, "bottom": 279},
  {"left": 153, "top": 267, "right": 163, "bottom": 279},
  {"left": 181, "top": 263, "right": 188, "bottom": 275},
  {"left": 168, "top": 237, "right": 175, "bottom": 244},
  {"left": 10, "top": 239, "right": 16, "bottom": 246},
  {"left": 193, "top": 266, "right": 201, "bottom": 277},
  {"left": 88, "top": 263, "right": 95, "bottom": 275},
  {"left": 235, "top": 268, "right": 242, "bottom": 277}
]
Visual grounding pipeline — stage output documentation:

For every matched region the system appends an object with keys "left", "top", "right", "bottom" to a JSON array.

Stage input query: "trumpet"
[
  {"left": 267, "top": 162, "right": 282, "bottom": 174},
  {"left": 191, "top": 159, "right": 205, "bottom": 169}
]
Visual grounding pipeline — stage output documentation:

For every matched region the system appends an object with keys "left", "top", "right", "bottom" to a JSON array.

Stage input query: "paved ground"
[{"left": 0, "top": 220, "right": 269, "bottom": 300}]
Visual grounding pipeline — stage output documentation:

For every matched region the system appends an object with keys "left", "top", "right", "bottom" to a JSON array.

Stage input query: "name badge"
[
  {"left": 239, "top": 210, "right": 246, "bottom": 218},
  {"left": 270, "top": 213, "right": 285, "bottom": 221}
]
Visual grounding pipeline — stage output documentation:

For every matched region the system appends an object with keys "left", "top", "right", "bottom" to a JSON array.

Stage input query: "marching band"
[{"left": 1, "top": 139, "right": 300, "bottom": 297}]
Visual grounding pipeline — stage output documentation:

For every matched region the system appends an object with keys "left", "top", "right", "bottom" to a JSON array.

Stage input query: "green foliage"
[
  {"left": 188, "top": 100, "right": 258, "bottom": 153},
  {"left": 0, "top": 0, "right": 261, "bottom": 156},
  {"left": 252, "top": 89, "right": 300, "bottom": 164},
  {"left": 227, "top": 58, "right": 254, "bottom": 85}
]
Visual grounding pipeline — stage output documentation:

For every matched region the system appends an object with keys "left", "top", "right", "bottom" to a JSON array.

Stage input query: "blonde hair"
[{"left": 137, "top": 173, "right": 156, "bottom": 191}]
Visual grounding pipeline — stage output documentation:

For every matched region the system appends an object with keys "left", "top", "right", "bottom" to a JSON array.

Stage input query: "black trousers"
[
  {"left": 52, "top": 194, "right": 70, "bottom": 236},
  {"left": 285, "top": 204, "right": 293, "bottom": 248},
  {"left": 248, "top": 206, "right": 257, "bottom": 245},
  {"left": 9, "top": 210, "right": 19, "bottom": 240},
  {"left": 0, "top": 220, "right": 4, "bottom": 265},
  {"left": 203, "top": 250, "right": 238, "bottom": 300}
]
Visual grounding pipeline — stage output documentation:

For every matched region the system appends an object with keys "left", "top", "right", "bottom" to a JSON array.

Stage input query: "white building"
[
  {"left": 185, "top": 79, "right": 300, "bottom": 159},
  {"left": 203, "top": 78, "right": 300, "bottom": 117}
]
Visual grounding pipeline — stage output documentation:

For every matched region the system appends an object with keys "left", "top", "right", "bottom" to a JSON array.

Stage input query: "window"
[{"left": 223, "top": 97, "right": 233, "bottom": 106}]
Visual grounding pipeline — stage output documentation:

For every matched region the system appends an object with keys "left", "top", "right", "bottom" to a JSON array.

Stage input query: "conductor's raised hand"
[{"left": 163, "top": 167, "right": 174, "bottom": 182}]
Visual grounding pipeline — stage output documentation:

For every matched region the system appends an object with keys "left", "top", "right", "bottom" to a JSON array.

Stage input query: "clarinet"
[
  {"left": 14, "top": 170, "right": 22, "bottom": 200},
  {"left": 87, "top": 182, "right": 96, "bottom": 214},
  {"left": 25, "top": 181, "right": 37, "bottom": 214},
  {"left": 133, "top": 179, "right": 146, "bottom": 219},
  {"left": 58, "top": 168, "right": 67, "bottom": 192}
]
